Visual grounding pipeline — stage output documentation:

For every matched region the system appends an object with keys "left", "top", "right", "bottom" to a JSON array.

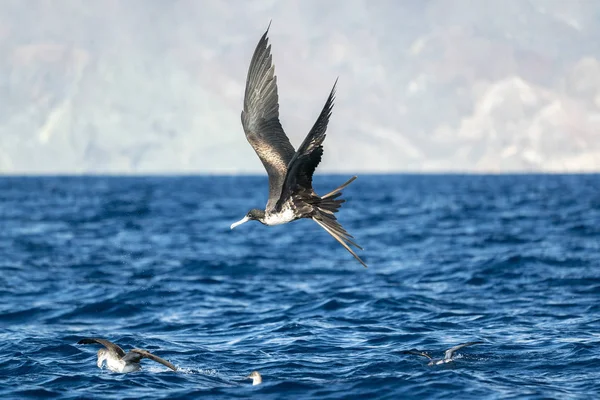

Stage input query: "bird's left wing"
[
  {"left": 242, "top": 26, "right": 296, "bottom": 211},
  {"left": 77, "top": 338, "right": 126, "bottom": 358},
  {"left": 124, "top": 349, "right": 177, "bottom": 371},
  {"left": 402, "top": 350, "right": 433, "bottom": 360},
  {"left": 444, "top": 341, "right": 483, "bottom": 360}
]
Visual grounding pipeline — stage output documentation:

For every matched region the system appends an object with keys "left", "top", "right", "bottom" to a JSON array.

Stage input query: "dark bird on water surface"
[
  {"left": 230, "top": 26, "right": 367, "bottom": 268},
  {"left": 403, "top": 341, "right": 484, "bottom": 366},
  {"left": 77, "top": 338, "right": 177, "bottom": 373}
]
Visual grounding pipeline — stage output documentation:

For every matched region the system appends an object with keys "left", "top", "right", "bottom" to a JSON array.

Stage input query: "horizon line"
[{"left": 1, "top": 171, "right": 599, "bottom": 178}]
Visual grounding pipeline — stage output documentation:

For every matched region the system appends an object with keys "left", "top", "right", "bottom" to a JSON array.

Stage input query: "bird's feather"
[
  {"left": 402, "top": 350, "right": 433, "bottom": 360},
  {"left": 444, "top": 341, "right": 483, "bottom": 360},
  {"left": 123, "top": 349, "right": 177, "bottom": 371},
  {"left": 313, "top": 214, "right": 367, "bottom": 268},
  {"left": 281, "top": 80, "right": 337, "bottom": 200},
  {"left": 241, "top": 26, "right": 295, "bottom": 211},
  {"left": 77, "top": 338, "right": 126, "bottom": 358},
  {"left": 322, "top": 176, "right": 357, "bottom": 199}
]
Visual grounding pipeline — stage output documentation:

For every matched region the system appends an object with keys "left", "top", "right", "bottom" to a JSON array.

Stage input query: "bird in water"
[
  {"left": 403, "top": 341, "right": 483, "bottom": 366},
  {"left": 78, "top": 338, "right": 177, "bottom": 373},
  {"left": 230, "top": 25, "right": 367, "bottom": 268},
  {"left": 246, "top": 370, "right": 262, "bottom": 385}
]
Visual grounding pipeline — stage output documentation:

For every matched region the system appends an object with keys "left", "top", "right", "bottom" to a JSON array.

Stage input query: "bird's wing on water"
[
  {"left": 281, "top": 80, "right": 337, "bottom": 196},
  {"left": 402, "top": 350, "right": 433, "bottom": 360},
  {"left": 444, "top": 341, "right": 483, "bottom": 360},
  {"left": 77, "top": 338, "right": 126, "bottom": 358},
  {"left": 241, "top": 25, "right": 296, "bottom": 211},
  {"left": 124, "top": 349, "right": 177, "bottom": 371},
  {"left": 312, "top": 213, "right": 368, "bottom": 268}
]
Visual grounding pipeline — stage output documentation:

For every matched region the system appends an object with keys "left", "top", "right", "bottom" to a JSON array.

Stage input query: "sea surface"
[{"left": 0, "top": 175, "right": 599, "bottom": 399}]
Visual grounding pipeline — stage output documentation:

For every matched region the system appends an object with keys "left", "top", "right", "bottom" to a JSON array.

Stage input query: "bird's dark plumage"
[
  {"left": 444, "top": 341, "right": 484, "bottom": 359},
  {"left": 123, "top": 349, "right": 177, "bottom": 371},
  {"left": 241, "top": 26, "right": 295, "bottom": 211},
  {"left": 78, "top": 338, "right": 126, "bottom": 358},
  {"left": 280, "top": 80, "right": 336, "bottom": 198},
  {"left": 402, "top": 350, "right": 433, "bottom": 360}
]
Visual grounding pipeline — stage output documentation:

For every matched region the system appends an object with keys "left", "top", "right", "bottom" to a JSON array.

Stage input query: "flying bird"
[
  {"left": 403, "top": 341, "right": 483, "bottom": 366},
  {"left": 78, "top": 338, "right": 177, "bottom": 373},
  {"left": 230, "top": 25, "right": 367, "bottom": 268}
]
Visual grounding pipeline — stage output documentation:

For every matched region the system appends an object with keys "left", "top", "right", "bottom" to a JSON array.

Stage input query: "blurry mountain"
[{"left": 0, "top": 0, "right": 599, "bottom": 173}]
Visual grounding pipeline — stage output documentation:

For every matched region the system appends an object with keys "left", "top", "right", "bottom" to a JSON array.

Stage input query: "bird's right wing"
[
  {"left": 242, "top": 26, "right": 296, "bottom": 211},
  {"left": 77, "top": 338, "right": 126, "bottom": 358},
  {"left": 282, "top": 80, "right": 337, "bottom": 196},
  {"left": 444, "top": 341, "right": 483, "bottom": 360},
  {"left": 125, "top": 349, "right": 177, "bottom": 371},
  {"left": 402, "top": 350, "right": 433, "bottom": 360}
]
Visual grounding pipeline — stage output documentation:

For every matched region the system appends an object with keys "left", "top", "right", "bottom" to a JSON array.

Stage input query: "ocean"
[{"left": 0, "top": 175, "right": 599, "bottom": 399}]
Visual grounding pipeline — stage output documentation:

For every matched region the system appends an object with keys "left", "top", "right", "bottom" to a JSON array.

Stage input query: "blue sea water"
[{"left": 0, "top": 174, "right": 599, "bottom": 399}]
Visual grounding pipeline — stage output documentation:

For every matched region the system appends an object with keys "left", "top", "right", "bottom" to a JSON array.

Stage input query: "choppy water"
[{"left": 1, "top": 175, "right": 599, "bottom": 399}]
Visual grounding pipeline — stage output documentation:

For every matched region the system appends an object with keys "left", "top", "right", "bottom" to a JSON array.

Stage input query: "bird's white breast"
[
  {"left": 264, "top": 208, "right": 296, "bottom": 225},
  {"left": 105, "top": 357, "right": 140, "bottom": 373},
  {"left": 105, "top": 357, "right": 127, "bottom": 372},
  {"left": 429, "top": 359, "right": 452, "bottom": 366}
]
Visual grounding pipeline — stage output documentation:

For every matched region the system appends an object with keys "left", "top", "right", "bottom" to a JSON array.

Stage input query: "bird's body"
[
  {"left": 78, "top": 338, "right": 177, "bottom": 373},
  {"left": 230, "top": 25, "right": 367, "bottom": 268},
  {"left": 403, "top": 341, "right": 483, "bottom": 366}
]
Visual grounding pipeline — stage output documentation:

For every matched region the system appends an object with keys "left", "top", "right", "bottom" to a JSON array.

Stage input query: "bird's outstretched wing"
[
  {"left": 444, "top": 341, "right": 483, "bottom": 360},
  {"left": 242, "top": 25, "right": 296, "bottom": 211},
  {"left": 77, "top": 338, "right": 126, "bottom": 358},
  {"left": 402, "top": 350, "right": 433, "bottom": 360},
  {"left": 282, "top": 80, "right": 337, "bottom": 196},
  {"left": 123, "top": 349, "right": 177, "bottom": 371}
]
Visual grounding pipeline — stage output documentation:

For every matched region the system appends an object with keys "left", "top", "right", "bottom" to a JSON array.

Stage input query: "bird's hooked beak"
[{"left": 230, "top": 216, "right": 250, "bottom": 229}]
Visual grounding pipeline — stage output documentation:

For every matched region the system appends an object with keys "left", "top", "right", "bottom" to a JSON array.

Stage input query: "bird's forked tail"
[
  {"left": 312, "top": 176, "right": 367, "bottom": 268},
  {"left": 316, "top": 175, "right": 357, "bottom": 214},
  {"left": 322, "top": 176, "right": 357, "bottom": 200}
]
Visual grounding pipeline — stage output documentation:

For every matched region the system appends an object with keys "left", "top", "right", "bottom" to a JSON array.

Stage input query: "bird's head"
[
  {"left": 96, "top": 348, "right": 108, "bottom": 369},
  {"left": 230, "top": 209, "right": 266, "bottom": 229},
  {"left": 246, "top": 370, "right": 262, "bottom": 385}
]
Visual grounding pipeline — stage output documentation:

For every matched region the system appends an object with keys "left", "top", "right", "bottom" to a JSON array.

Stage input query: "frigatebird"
[{"left": 230, "top": 26, "right": 367, "bottom": 268}]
